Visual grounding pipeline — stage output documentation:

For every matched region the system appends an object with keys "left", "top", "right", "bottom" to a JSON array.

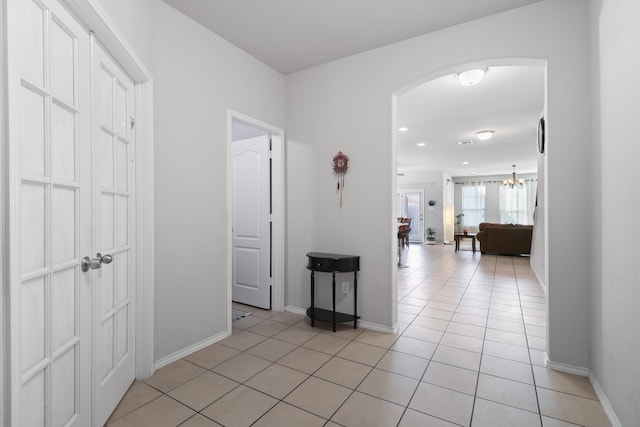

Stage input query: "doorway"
[
  {"left": 227, "top": 112, "right": 285, "bottom": 319},
  {"left": 393, "top": 60, "right": 546, "bottom": 328},
  {"left": 397, "top": 189, "right": 425, "bottom": 243}
]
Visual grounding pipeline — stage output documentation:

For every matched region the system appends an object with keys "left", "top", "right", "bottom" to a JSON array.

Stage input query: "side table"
[
  {"left": 306, "top": 252, "right": 360, "bottom": 332},
  {"left": 454, "top": 233, "right": 477, "bottom": 253}
]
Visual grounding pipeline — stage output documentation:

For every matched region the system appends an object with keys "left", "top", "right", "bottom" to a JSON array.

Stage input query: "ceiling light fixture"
[
  {"left": 476, "top": 130, "right": 495, "bottom": 140},
  {"left": 417, "top": 142, "right": 426, "bottom": 147},
  {"left": 462, "top": 161, "right": 469, "bottom": 165},
  {"left": 398, "top": 127, "right": 408, "bottom": 132},
  {"left": 503, "top": 165, "right": 525, "bottom": 189},
  {"left": 454, "top": 68, "right": 487, "bottom": 86}
]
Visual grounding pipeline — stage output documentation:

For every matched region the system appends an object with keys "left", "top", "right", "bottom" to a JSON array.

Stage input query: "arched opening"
[{"left": 390, "top": 58, "right": 547, "bottom": 342}]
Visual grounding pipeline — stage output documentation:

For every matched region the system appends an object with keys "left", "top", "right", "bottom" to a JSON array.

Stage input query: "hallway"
[{"left": 106, "top": 244, "right": 610, "bottom": 426}]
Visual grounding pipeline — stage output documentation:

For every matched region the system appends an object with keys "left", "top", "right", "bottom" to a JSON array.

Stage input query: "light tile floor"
[{"left": 106, "top": 244, "right": 611, "bottom": 427}]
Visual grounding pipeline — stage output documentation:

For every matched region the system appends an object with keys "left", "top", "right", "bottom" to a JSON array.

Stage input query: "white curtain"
[
  {"left": 461, "top": 182, "right": 486, "bottom": 232},
  {"left": 499, "top": 180, "right": 537, "bottom": 224}
]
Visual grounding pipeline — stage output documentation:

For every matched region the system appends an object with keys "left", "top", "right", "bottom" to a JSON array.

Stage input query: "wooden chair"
[{"left": 398, "top": 217, "right": 412, "bottom": 249}]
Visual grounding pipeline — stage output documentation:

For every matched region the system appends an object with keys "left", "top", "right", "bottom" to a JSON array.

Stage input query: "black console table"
[{"left": 306, "top": 252, "right": 360, "bottom": 332}]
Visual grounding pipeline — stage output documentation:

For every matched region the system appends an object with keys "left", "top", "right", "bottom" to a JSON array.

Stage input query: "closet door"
[
  {"left": 91, "top": 40, "right": 136, "bottom": 427},
  {"left": 9, "top": 0, "right": 91, "bottom": 425}
]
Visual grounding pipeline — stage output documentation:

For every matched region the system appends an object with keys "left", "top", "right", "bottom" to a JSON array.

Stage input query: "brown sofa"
[{"left": 476, "top": 223, "right": 533, "bottom": 255}]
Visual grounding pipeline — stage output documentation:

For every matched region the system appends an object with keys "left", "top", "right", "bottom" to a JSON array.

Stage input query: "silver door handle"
[{"left": 81, "top": 253, "right": 113, "bottom": 272}]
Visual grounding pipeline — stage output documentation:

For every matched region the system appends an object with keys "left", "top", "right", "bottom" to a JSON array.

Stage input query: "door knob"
[{"left": 81, "top": 253, "right": 113, "bottom": 272}]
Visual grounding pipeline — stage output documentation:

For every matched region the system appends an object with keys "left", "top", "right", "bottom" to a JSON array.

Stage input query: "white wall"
[
  {"left": 589, "top": 0, "right": 640, "bottom": 425},
  {"left": 93, "top": 0, "right": 154, "bottom": 72},
  {"left": 530, "top": 154, "right": 546, "bottom": 289},
  {"left": 151, "top": 2, "right": 285, "bottom": 360},
  {"left": 93, "top": 0, "right": 286, "bottom": 361},
  {"left": 285, "top": 0, "right": 592, "bottom": 365}
]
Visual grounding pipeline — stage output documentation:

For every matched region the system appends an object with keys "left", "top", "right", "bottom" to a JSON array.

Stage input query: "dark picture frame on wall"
[{"left": 538, "top": 116, "right": 545, "bottom": 154}]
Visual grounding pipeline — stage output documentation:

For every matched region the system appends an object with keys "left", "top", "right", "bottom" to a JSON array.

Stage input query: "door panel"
[
  {"left": 232, "top": 136, "right": 271, "bottom": 309},
  {"left": 11, "top": 0, "right": 91, "bottom": 425},
  {"left": 91, "top": 40, "right": 136, "bottom": 427}
]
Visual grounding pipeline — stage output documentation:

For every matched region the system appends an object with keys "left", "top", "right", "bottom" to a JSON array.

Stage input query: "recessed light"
[
  {"left": 462, "top": 161, "right": 469, "bottom": 165},
  {"left": 417, "top": 142, "right": 426, "bottom": 147},
  {"left": 398, "top": 127, "right": 409, "bottom": 132},
  {"left": 458, "top": 140, "right": 473, "bottom": 145},
  {"left": 455, "top": 68, "right": 488, "bottom": 86},
  {"left": 476, "top": 130, "right": 495, "bottom": 140}
]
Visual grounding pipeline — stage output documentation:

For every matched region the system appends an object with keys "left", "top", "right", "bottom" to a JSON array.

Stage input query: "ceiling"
[
  {"left": 162, "top": 0, "right": 542, "bottom": 75},
  {"left": 397, "top": 65, "right": 545, "bottom": 178},
  {"left": 162, "top": 1, "right": 545, "bottom": 178}
]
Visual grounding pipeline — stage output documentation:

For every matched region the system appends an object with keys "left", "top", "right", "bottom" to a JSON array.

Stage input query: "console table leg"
[
  {"left": 310, "top": 271, "right": 315, "bottom": 327},
  {"left": 332, "top": 271, "right": 336, "bottom": 332},
  {"left": 353, "top": 271, "right": 358, "bottom": 329}
]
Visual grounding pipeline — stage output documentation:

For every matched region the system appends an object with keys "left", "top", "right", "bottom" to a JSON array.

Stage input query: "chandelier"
[{"left": 503, "top": 165, "right": 525, "bottom": 189}]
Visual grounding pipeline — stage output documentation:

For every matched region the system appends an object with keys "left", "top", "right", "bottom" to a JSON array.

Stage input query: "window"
[
  {"left": 499, "top": 181, "right": 537, "bottom": 224},
  {"left": 461, "top": 183, "right": 486, "bottom": 231}
]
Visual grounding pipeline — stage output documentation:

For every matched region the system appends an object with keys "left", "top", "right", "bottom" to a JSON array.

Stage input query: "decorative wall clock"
[{"left": 333, "top": 151, "right": 349, "bottom": 208}]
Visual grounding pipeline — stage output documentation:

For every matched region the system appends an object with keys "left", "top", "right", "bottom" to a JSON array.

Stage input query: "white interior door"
[
  {"left": 91, "top": 40, "right": 136, "bottom": 426},
  {"left": 9, "top": 0, "right": 91, "bottom": 425},
  {"left": 232, "top": 135, "right": 271, "bottom": 309}
]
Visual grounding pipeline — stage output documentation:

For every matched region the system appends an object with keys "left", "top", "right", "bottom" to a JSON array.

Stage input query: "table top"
[{"left": 454, "top": 233, "right": 476, "bottom": 237}]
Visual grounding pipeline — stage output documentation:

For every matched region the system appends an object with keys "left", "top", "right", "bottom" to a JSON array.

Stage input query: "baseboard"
[
  {"left": 358, "top": 320, "right": 399, "bottom": 334},
  {"left": 285, "top": 305, "right": 307, "bottom": 316},
  {"left": 588, "top": 373, "right": 623, "bottom": 427},
  {"left": 531, "top": 265, "right": 547, "bottom": 296},
  {"left": 286, "top": 305, "right": 398, "bottom": 334},
  {"left": 545, "top": 354, "right": 623, "bottom": 427},
  {"left": 154, "top": 330, "right": 229, "bottom": 370},
  {"left": 544, "top": 353, "right": 590, "bottom": 376}
]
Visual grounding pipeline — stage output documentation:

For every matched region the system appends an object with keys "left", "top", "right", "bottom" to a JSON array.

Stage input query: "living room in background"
[{"left": 499, "top": 179, "right": 537, "bottom": 224}]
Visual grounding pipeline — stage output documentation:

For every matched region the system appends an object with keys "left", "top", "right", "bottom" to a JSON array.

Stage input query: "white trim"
[
  {"left": 226, "top": 110, "right": 285, "bottom": 334},
  {"left": 358, "top": 320, "right": 399, "bottom": 334},
  {"left": 285, "top": 305, "right": 306, "bottom": 316},
  {"left": 544, "top": 353, "right": 590, "bottom": 376},
  {"left": 154, "top": 330, "right": 229, "bottom": 370},
  {"left": 285, "top": 306, "right": 399, "bottom": 334},
  {"left": 134, "top": 81, "right": 154, "bottom": 379},
  {"left": 0, "top": 0, "right": 7, "bottom": 422},
  {"left": 545, "top": 354, "right": 623, "bottom": 427},
  {"left": 61, "top": 0, "right": 150, "bottom": 82},
  {"left": 589, "top": 373, "right": 623, "bottom": 427}
]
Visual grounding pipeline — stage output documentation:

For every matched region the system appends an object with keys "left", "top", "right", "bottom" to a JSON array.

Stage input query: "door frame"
[
  {"left": 397, "top": 188, "right": 425, "bottom": 244},
  {"left": 65, "top": 0, "right": 156, "bottom": 380},
  {"left": 2, "top": 0, "right": 155, "bottom": 420},
  {"left": 226, "top": 110, "right": 285, "bottom": 330}
]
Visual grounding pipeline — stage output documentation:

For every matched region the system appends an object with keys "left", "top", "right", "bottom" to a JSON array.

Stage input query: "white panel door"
[
  {"left": 10, "top": 0, "right": 91, "bottom": 425},
  {"left": 91, "top": 41, "right": 136, "bottom": 426},
  {"left": 232, "top": 136, "right": 271, "bottom": 309}
]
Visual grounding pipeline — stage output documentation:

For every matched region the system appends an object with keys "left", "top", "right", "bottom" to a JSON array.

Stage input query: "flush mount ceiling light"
[
  {"left": 454, "top": 68, "right": 487, "bottom": 86},
  {"left": 476, "top": 130, "right": 495, "bottom": 141},
  {"left": 417, "top": 142, "right": 426, "bottom": 147},
  {"left": 462, "top": 161, "right": 469, "bottom": 165},
  {"left": 398, "top": 127, "right": 409, "bottom": 132}
]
